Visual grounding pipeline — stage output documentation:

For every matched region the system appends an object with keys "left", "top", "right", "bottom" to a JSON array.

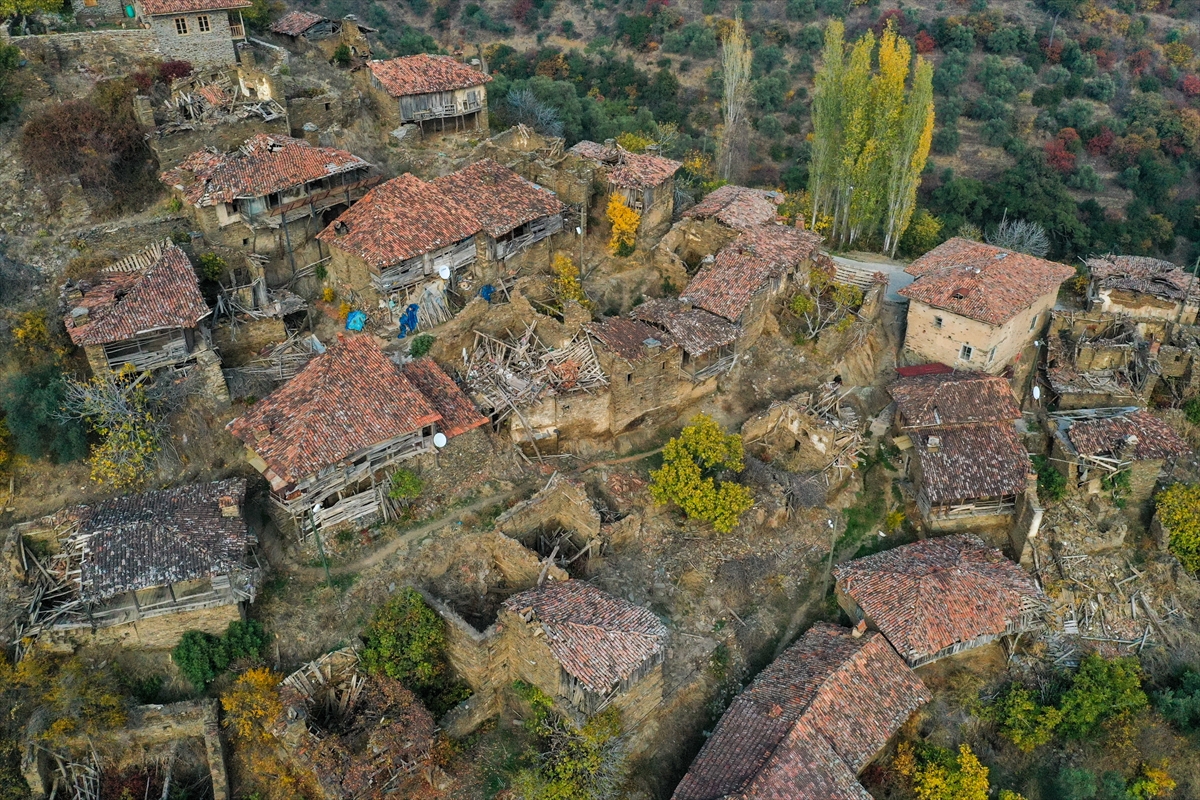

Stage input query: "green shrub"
[
  {"left": 388, "top": 468, "right": 423, "bottom": 502},
  {"left": 1184, "top": 397, "right": 1200, "bottom": 425},
  {"left": 1057, "top": 654, "right": 1148, "bottom": 740},
  {"left": 1154, "top": 669, "right": 1200, "bottom": 734},
  {"left": 332, "top": 43, "right": 351, "bottom": 65},
  {"left": 408, "top": 333, "right": 435, "bottom": 358},
  {"left": 1033, "top": 455, "right": 1067, "bottom": 501},
  {"left": 986, "top": 683, "right": 1062, "bottom": 751},
  {"left": 224, "top": 619, "right": 267, "bottom": 662},
  {"left": 172, "top": 631, "right": 229, "bottom": 689},
  {"left": 197, "top": 252, "right": 228, "bottom": 282},
  {"left": 0, "top": 363, "right": 88, "bottom": 464}
]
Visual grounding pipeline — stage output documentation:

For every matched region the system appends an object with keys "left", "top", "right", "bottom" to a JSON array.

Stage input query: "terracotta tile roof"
[
  {"left": 899, "top": 238, "right": 1075, "bottom": 325},
  {"left": 610, "top": 150, "right": 681, "bottom": 189},
  {"left": 400, "top": 357, "right": 488, "bottom": 438},
  {"left": 228, "top": 336, "right": 444, "bottom": 488},
  {"left": 1086, "top": 254, "right": 1200, "bottom": 304},
  {"left": 585, "top": 317, "right": 676, "bottom": 363},
  {"left": 834, "top": 535, "right": 1043, "bottom": 666},
  {"left": 316, "top": 174, "right": 480, "bottom": 270},
  {"left": 162, "top": 134, "right": 371, "bottom": 208},
  {"left": 568, "top": 140, "right": 618, "bottom": 162},
  {"left": 68, "top": 479, "right": 252, "bottom": 602},
  {"left": 432, "top": 159, "right": 564, "bottom": 239},
  {"left": 681, "top": 225, "right": 822, "bottom": 322},
  {"left": 269, "top": 9, "right": 325, "bottom": 35},
  {"left": 1066, "top": 410, "right": 1188, "bottom": 461},
  {"left": 672, "top": 623, "right": 929, "bottom": 800},
  {"left": 66, "top": 243, "right": 211, "bottom": 347},
  {"left": 368, "top": 54, "right": 491, "bottom": 97},
  {"left": 138, "top": 0, "right": 250, "bottom": 14},
  {"left": 631, "top": 298, "right": 739, "bottom": 356},
  {"left": 910, "top": 424, "right": 1030, "bottom": 505},
  {"left": 503, "top": 580, "right": 667, "bottom": 695},
  {"left": 889, "top": 371, "right": 1021, "bottom": 428},
  {"left": 683, "top": 185, "right": 784, "bottom": 229}
]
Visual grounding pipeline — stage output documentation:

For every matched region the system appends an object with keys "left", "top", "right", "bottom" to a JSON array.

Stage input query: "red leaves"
[
  {"left": 1044, "top": 128, "right": 1079, "bottom": 174},
  {"left": 915, "top": 30, "right": 936, "bottom": 54},
  {"left": 1086, "top": 127, "right": 1115, "bottom": 156},
  {"left": 157, "top": 59, "right": 193, "bottom": 82},
  {"left": 1180, "top": 74, "right": 1200, "bottom": 98}
]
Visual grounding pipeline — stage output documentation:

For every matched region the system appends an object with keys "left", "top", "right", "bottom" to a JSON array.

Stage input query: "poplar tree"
[
  {"left": 809, "top": 21, "right": 936, "bottom": 253},
  {"left": 719, "top": 15, "right": 753, "bottom": 180}
]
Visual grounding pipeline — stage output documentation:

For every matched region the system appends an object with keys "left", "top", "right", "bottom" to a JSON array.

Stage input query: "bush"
[
  {"left": 1057, "top": 654, "right": 1148, "bottom": 740},
  {"left": 388, "top": 468, "right": 422, "bottom": 502},
  {"left": 932, "top": 125, "right": 960, "bottom": 155},
  {"left": 987, "top": 684, "right": 1063, "bottom": 751},
  {"left": 1184, "top": 397, "right": 1200, "bottom": 425},
  {"left": 197, "top": 252, "right": 228, "bottom": 282},
  {"left": 0, "top": 44, "right": 21, "bottom": 123},
  {"left": 172, "top": 620, "right": 267, "bottom": 689},
  {"left": 408, "top": 333, "right": 435, "bottom": 358},
  {"left": 157, "top": 60, "right": 193, "bottom": 82},
  {"left": 649, "top": 414, "right": 753, "bottom": 534},
  {"left": 1033, "top": 455, "right": 1067, "bottom": 501},
  {"left": 1154, "top": 669, "right": 1200, "bottom": 734},
  {"left": 0, "top": 363, "right": 87, "bottom": 464},
  {"left": 1155, "top": 483, "right": 1200, "bottom": 573},
  {"left": 332, "top": 43, "right": 351, "bottom": 65}
]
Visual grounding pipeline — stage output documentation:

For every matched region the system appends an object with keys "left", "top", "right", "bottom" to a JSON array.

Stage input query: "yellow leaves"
[
  {"left": 221, "top": 667, "right": 283, "bottom": 744},
  {"left": 1155, "top": 483, "right": 1200, "bottom": 573},
  {"left": 606, "top": 193, "right": 640, "bottom": 257},
  {"left": 649, "top": 414, "right": 752, "bottom": 534},
  {"left": 1163, "top": 41, "right": 1194, "bottom": 68},
  {"left": 552, "top": 253, "right": 589, "bottom": 308},
  {"left": 321, "top": 286, "right": 335, "bottom": 303},
  {"left": 909, "top": 744, "right": 990, "bottom": 800},
  {"left": 1129, "top": 761, "right": 1176, "bottom": 799},
  {"left": 12, "top": 310, "right": 51, "bottom": 353},
  {"left": 615, "top": 131, "right": 654, "bottom": 153}
]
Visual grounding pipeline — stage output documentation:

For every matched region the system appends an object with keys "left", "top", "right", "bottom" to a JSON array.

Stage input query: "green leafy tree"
[
  {"left": 1058, "top": 654, "right": 1148, "bottom": 741},
  {"left": 987, "top": 683, "right": 1062, "bottom": 752},
  {"left": 650, "top": 414, "right": 753, "bottom": 533},
  {"left": 1154, "top": 669, "right": 1200, "bottom": 733},
  {"left": 1155, "top": 483, "right": 1200, "bottom": 573},
  {"left": 0, "top": 363, "right": 87, "bottom": 464},
  {"left": 197, "top": 252, "right": 228, "bottom": 282},
  {"left": 172, "top": 631, "right": 230, "bottom": 689},
  {"left": 1033, "top": 455, "right": 1067, "bottom": 502},
  {"left": 408, "top": 333, "right": 435, "bottom": 358},
  {"left": 388, "top": 468, "right": 423, "bottom": 502}
]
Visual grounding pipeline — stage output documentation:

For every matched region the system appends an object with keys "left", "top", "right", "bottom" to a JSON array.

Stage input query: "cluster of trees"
[
  {"left": 171, "top": 619, "right": 268, "bottom": 689},
  {"left": 809, "top": 21, "right": 934, "bottom": 256},
  {"left": 1154, "top": 483, "right": 1200, "bottom": 574}
]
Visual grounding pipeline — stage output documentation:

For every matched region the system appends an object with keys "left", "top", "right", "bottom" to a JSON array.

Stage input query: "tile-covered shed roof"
[
  {"left": 368, "top": 54, "right": 492, "bottom": 97},
  {"left": 1087, "top": 254, "right": 1200, "bottom": 304},
  {"left": 162, "top": 134, "right": 371, "bottom": 208},
  {"left": 631, "top": 299, "right": 740, "bottom": 357},
  {"left": 585, "top": 317, "right": 677, "bottom": 363},
  {"left": 909, "top": 423, "right": 1030, "bottom": 505},
  {"left": 568, "top": 141, "right": 681, "bottom": 189},
  {"left": 503, "top": 580, "right": 667, "bottom": 695},
  {"left": 400, "top": 357, "right": 488, "bottom": 438},
  {"left": 683, "top": 185, "right": 783, "bottom": 230},
  {"left": 228, "top": 336, "right": 481, "bottom": 488},
  {"left": 432, "top": 159, "right": 564, "bottom": 239},
  {"left": 672, "top": 623, "right": 929, "bottom": 800},
  {"left": 834, "top": 534, "right": 1043, "bottom": 666},
  {"left": 65, "top": 242, "right": 211, "bottom": 347},
  {"left": 899, "top": 238, "right": 1074, "bottom": 326},
  {"left": 68, "top": 479, "right": 252, "bottom": 602},
  {"left": 316, "top": 174, "right": 481, "bottom": 270},
  {"left": 889, "top": 371, "right": 1021, "bottom": 428},
  {"left": 269, "top": 9, "right": 326, "bottom": 35},
  {"left": 1065, "top": 410, "right": 1189, "bottom": 461}
]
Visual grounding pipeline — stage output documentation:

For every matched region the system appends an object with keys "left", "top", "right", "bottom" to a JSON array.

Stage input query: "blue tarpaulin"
[
  {"left": 396, "top": 304, "right": 420, "bottom": 338},
  {"left": 345, "top": 310, "right": 367, "bottom": 331},
  {"left": 480, "top": 284, "right": 495, "bottom": 303}
]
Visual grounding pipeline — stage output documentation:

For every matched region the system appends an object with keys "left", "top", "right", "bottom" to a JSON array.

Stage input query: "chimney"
[
  {"left": 851, "top": 619, "right": 867, "bottom": 638},
  {"left": 219, "top": 495, "right": 240, "bottom": 517},
  {"left": 70, "top": 306, "right": 90, "bottom": 325},
  {"left": 1118, "top": 434, "right": 1139, "bottom": 463},
  {"left": 794, "top": 216, "right": 806, "bottom": 230},
  {"left": 927, "top": 435, "right": 941, "bottom": 452}
]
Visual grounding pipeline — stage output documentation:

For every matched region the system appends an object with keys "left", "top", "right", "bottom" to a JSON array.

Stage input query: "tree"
[
  {"left": 388, "top": 468, "right": 423, "bottom": 502},
  {"left": 986, "top": 683, "right": 1062, "bottom": 751},
  {"left": 809, "top": 20, "right": 935, "bottom": 253},
  {"left": 649, "top": 414, "right": 753, "bottom": 534},
  {"left": 987, "top": 218, "right": 1051, "bottom": 257},
  {"left": 1057, "top": 654, "right": 1148, "bottom": 740},
  {"left": 61, "top": 371, "right": 164, "bottom": 489},
  {"left": 788, "top": 264, "right": 863, "bottom": 339},
  {"left": 408, "top": 333, "right": 435, "bottom": 358},
  {"left": 172, "top": 620, "right": 266, "bottom": 689},
  {"left": 0, "top": 362, "right": 87, "bottom": 464},
  {"left": 552, "top": 253, "right": 588, "bottom": 308},
  {"left": 1154, "top": 669, "right": 1200, "bottom": 733},
  {"left": 607, "top": 194, "right": 640, "bottom": 256},
  {"left": 1155, "top": 483, "right": 1200, "bottom": 573},
  {"left": 718, "top": 15, "right": 752, "bottom": 180},
  {"left": 895, "top": 742, "right": 991, "bottom": 800},
  {"left": 221, "top": 668, "right": 283, "bottom": 743},
  {"left": 0, "top": 0, "right": 62, "bottom": 27}
]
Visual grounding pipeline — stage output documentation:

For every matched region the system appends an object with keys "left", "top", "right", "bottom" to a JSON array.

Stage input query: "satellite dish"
[
  {"left": 433, "top": 432, "right": 448, "bottom": 448},
  {"left": 1032, "top": 385, "right": 1041, "bottom": 401},
  {"left": 438, "top": 265, "right": 452, "bottom": 280}
]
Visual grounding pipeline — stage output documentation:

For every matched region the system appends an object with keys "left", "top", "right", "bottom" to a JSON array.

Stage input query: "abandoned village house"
[
  {"left": 63, "top": 241, "right": 226, "bottom": 394},
  {"left": 898, "top": 238, "right": 1075, "bottom": 373},
  {"left": 569, "top": 140, "right": 682, "bottom": 235},
  {"left": 227, "top": 335, "right": 487, "bottom": 533},
  {"left": 671, "top": 622, "right": 930, "bottom": 800},
  {"left": 133, "top": 0, "right": 250, "bottom": 67},
  {"left": 680, "top": 184, "right": 785, "bottom": 230},
  {"left": 11, "top": 479, "right": 257, "bottom": 651},
  {"left": 629, "top": 298, "right": 741, "bottom": 382},
  {"left": 1048, "top": 407, "right": 1189, "bottom": 502},
  {"left": 1086, "top": 254, "right": 1200, "bottom": 325},
  {"left": 366, "top": 54, "right": 491, "bottom": 135},
  {"left": 267, "top": 10, "right": 373, "bottom": 61},
  {"left": 889, "top": 369, "right": 1032, "bottom": 529},
  {"left": 834, "top": 534, "right": 1045, "bottom": 667},
  {"left": 162, "top": 134, "right": 378, "bottom": 274}
]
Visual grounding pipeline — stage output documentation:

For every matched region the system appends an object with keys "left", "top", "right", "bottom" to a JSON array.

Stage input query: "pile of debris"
[
  {"left": 463, "top": 322, "right": 607, "bottom": 422},
  {"left": 153, "top": 72, "right": 286, "bottom": 137},
  {"left": 223, "top": 332, "right": 324, "bottom": 400}
]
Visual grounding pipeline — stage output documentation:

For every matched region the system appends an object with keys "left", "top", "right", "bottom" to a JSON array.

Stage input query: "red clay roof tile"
[
  {"left": 269, "top": 9, "right": 325, "bottom": 35},
  {"left": 890, "top": 371, "right": 1021, "bottom": 428},
  {"left": 1066, "top": 410, "right": 1189, "bottom": 461},
  {"left": 834, "top": 535, "right": 1043, "bottom": 666},
  {"left": 316, "top": 174, "right": 481, "bottom": 269},
  {"left": 432, "top": 159, "right": 564, "bottom": 239},
  {"left": 585, "top": 317, "right": 676, "bottom": 363},
  {"left": 401, "top": 357, "right": 488, "bottom": 438},
  {"left": 631, "top": 299, "right": 739, "bottom": 357},
  {"left": 1086, "top": 254, "right": 1200, "bottom": 304},
  {"left": 65, "top": 243, "right": 211, "bottom": 347},
  {"left": 910, "top": 423, "right": 1030, "bottom": 504},
  {"left": 899, "top": 238, "right": 1074, "bottom": 326},
  {"left": 683, "top": 185, "right": 784, "bottom": 229},
  {"left": 138, "top": 0, "right": 250, "bottom": 14},
  {"left": 368, "top": 54, "right": 491, "bottom": 97}
]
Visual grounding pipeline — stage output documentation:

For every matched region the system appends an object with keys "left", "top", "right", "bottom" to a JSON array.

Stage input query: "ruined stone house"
[
  {"left": 469, "top": 125, "right": 596, "bottom": 206},
  {"left": 162, "top": 134, "right": 378, "bottom": 275},
  {"left": 366, "top": 54, "right": 491, "bottom": 134},
  {"left": 671, "top": 622, "right": 930, "bottom": 800},
  {"left": 629, "top": 299, "right": 741, "bottom": 382},
  {"left": 569, "top": 140, "right": 681, "bottom": 236},
  {"left": 834, "top": 534, "right": 1045, "bottom": 667},
  {"left": 69, "top": 0, "right": 128, "bottom": 25},
  {"left": 899, "top": 238, "right": 1075, "bottom": 372},
  {"left": 227, "top": 336, "right": 487, "bottom": 534},
  {"left": 680, "top": 184, "right": 784, "bottom": 230},
  {"left": 1048, "top": 407, "right": 1188, "bottom": 502},
  {"left": 63, "top": 241, "right": 226, "bottom": 396},
  {"left": 890, "top": 370, "right": 1032, "bottom": 529},
  {"left": 680, "top": 223, "right": 823, "bottom": 348},
  {"left": 267, "top": 10, "right": 373, "bottom": 61},
  {"left": 10, "top": 479, "right": 257, "bottom": 651},
  {"left": 132, "top": 0, "right": 249, "bottom": 67},
  {"left": 1087, "top": 254, "right": 1200, "bottom": 325}
]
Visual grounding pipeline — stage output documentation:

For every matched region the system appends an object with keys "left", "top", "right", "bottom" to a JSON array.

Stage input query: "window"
[
  {"left": 626, "top": 373, "right": 632, "bottom": 384},
  {"left": 934, "top": 316, "right": 943, "bottom": 328},
  {"left": 988, "top": 346, "right": 996, "bottom": 363},
  {"left": 174, "top": 17, "right": 188, "bottom": 34},
  {"left": 196, "top": 14, "right": 210, "bottom": 31},
  {"left": 1029, "top": 312, "right": 1039, "bottom": 331},
  {"left": 959, "top": 344, "right": 974, "bottom": 361}
]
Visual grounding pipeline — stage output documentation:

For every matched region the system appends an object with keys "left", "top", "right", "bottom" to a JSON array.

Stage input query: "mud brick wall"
[
  {"left": 494, "top": 477, "right": 601, "bottom": 540},
  {"left": 39, "top": 602, "right": 241, "bottom": 652},
  {"left": 151, "top": 116, "right": 290, "bottom": 171}
]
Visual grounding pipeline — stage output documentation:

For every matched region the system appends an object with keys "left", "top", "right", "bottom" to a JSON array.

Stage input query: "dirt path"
[{"left": 276, "top": 446, "right": 667, "bottom": 581}]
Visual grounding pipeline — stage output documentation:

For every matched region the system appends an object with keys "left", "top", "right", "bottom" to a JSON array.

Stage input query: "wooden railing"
[{"left": 229, "top": 22, "right": 245, "bottom": 37}]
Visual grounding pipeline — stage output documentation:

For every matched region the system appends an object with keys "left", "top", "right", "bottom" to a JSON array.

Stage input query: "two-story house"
[
  {"left": 898, "top": 238, "right": 1075, "bottom": 372},
  {"left": 569, "top": 141, "right": 682, "bottom": 235},
  {"left": 367, "top": 54, "right": 492, "bottom": 134},
  {"left": 134, "top": 0, "right": 250, "bottom": 67}
]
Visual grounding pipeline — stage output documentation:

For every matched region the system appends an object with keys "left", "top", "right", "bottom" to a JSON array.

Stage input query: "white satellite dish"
[
  {"left": 433, "top": 432, "right": 448, "bottom": 448},
  {"left": 1032, "top": 385, "right": 1041, "bottom": 401},
  {"left": 438, "top": 265, "right": 452, "bottom": 280}
]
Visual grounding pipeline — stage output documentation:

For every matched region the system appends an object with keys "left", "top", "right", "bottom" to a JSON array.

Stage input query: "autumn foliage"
[
  {"left": 650, "top": 414, "right": 753, "bottom": 533},
  {"left": 606, "top": 193, "right": 640, "bottom": 256}
]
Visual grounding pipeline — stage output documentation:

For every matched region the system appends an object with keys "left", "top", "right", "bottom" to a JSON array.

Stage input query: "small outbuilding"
[
  {"left": 367, "top": 54, "right": 492, "bottom": 133},
  {"left": 569, "top": 141, "right": 681, "bottom": 234},
  {"left": 681, "top": 184, "right": 784, "bottom": 230},
  {"left": 1086, "top": 254, "right": 1200, "bottom": 324},
  {"left": 834, "top": 534, "right": 1045, "bottom": 667}
]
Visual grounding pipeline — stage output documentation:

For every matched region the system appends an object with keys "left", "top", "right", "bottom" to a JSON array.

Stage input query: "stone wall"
[
  {"left": 69, "top": 0, "right": 127, "bottom": 23},
  {"left": 39, "top": 601, "right": 241, "bottom": 652},
  {"left": 150, "top": 116, "right": 291, "bottom": 171},
  {"left": 904, "top": 295, "right": 1055, "bottom": 372},
  {"left": 148, "top": 11, "right": 238, "bottom": 67},
  {"left": 494, "top": 474, "right": 601, "bottom": 541},
  {"left": 8, "top": 29, "right": 160, "bottom": 74}
]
